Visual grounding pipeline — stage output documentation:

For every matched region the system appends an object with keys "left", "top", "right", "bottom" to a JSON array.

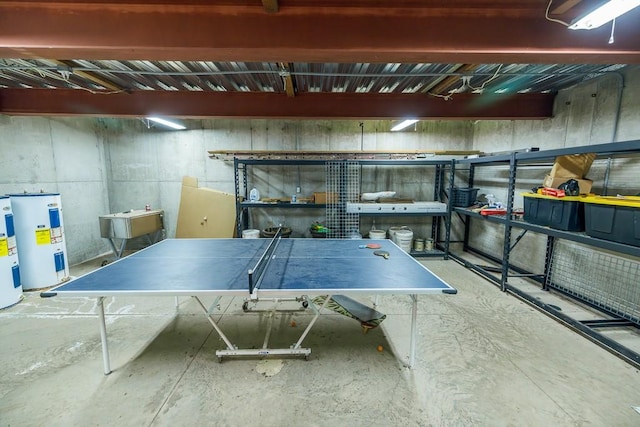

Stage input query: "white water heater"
[
  {"left": 9, "top": 193, "right": 69, "bottom": 290},
  {"left": 0, "top": 196, "right": 22, "bottom": 308}
]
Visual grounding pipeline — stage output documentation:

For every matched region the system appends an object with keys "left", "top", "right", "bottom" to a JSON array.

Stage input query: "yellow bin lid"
[
  {"left": 582, "top": 195, "right": 640, "bottom": 208},
  {"left": 522, "top": 193, "right": 586, "bottom": 202}
]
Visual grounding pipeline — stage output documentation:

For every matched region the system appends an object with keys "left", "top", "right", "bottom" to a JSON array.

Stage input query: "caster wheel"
[
  {"left": 242, "top": 301, "right": 249, "bottom": 312},
  {"left": 101, "top": 260, "right": 109, "bottom": 267},
  {"left": 302, "top": 301, "right": 309, "bottom": 309}
]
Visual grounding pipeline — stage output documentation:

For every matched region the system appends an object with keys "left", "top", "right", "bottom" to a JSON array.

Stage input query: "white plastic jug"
[{"left": 249, "top": 188, "right": 260, "bottom": 202}]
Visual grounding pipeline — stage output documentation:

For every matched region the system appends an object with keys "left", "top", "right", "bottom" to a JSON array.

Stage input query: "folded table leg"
[{"left": 97, "top": 297, "right": 112, "bottom": 375}]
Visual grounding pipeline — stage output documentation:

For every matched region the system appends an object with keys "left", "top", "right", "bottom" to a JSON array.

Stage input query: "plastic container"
[
  {"left": 388, "top": 226, "right": 410, "bottom": 243},
  {"left": 583, "top": 196, "right": 640, "bottom": 247},
  {"left": 522, "top": 193, "right": 585, "bottom": 232},
  {"left": 242, "top": 229, "right": 260, "bottom": 238},
  {"left": 395, "top": 229, "right": 413, "bottom": 253},
  {"left": 249, "top": 188, "right": 260, "bottom": 202},
  {"left": 451, "top": 187, "right": 479, "bottom": 207},
  {"left": 369, "top": 230, "right": 386, "bottom": 239}
]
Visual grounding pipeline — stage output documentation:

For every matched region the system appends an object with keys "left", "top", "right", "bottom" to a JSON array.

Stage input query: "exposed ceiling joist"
[
  {"left": 0, "top": 2, "right": 638, "bottom": 64},
  {"left": 0, "top": 89, "right": 554, "bottom": 120},
  {"left": 261, "top": 0, "right": 279, "bottom": 13},
  {"left": 429, "top": 64, "right": 480, "bottom": 95},
  {"left": 549, "top": 0, "right": 584, "bottom": 15},
  {"left": 50, "top": 60, "right": 123, "bottom": 92},
  {"left": 279, "top": 62, "right": 296, "bottom": 97}
]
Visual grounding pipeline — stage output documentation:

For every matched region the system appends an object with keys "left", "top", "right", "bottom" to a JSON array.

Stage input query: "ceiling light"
[
  {"left": 391, "top": 119, "right": 419, "bottom": 132},
  {"left": 569, "top": 0, "right": 640, "bottom": 30},
  {"left": 146, "top": 117, "right": 186, "bottom": 130}
]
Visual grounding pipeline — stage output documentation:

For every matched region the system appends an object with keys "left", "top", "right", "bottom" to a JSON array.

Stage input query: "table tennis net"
[{"left": 248, "top": 227, "right": 282, "bottom": 293}]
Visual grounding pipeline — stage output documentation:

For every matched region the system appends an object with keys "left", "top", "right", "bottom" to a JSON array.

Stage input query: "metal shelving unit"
[
  {"left": 450, "top": 139, "right": 640, "bottom": 368},
  {"left": 233, "top": 157, "right": 456, "bottom": 259}
]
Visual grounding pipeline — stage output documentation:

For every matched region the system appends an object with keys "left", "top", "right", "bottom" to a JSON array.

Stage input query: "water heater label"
[
  {"left": 49, "top": 208, "right": 61, "bottom": 228},
  {"left": 36, "top": 228, "right": 52, "bottom": 245},
  {"left": 54, "top": 251, "right": 65, "bottom": 272},
  {"left": 0, "top": 237, "right": 7, "bottom": 257},
  {"left": 12, "top": 265, "right": 21, "bottom": 288},
  {"left": 5, "top": 213, "right": 15, "bottom": 237},
  {"left": 50, "top": 227, "right": 63, "bottom": 244}
]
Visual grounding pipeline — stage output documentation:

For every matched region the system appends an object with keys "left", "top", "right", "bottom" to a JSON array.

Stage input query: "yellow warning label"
[
  {"left": 0, "top": 237, "right": 7, "bottom": 257},
  {"left": 36, "top": 228, "right": 51, "bottom": 245}
]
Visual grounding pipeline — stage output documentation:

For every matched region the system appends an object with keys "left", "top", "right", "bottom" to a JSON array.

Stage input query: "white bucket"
[
  {"left": 395, "top": 229, "right": 414, "bottom": 253},
  {"left": 242, "top": 229, "right": 260, "bottom": 239},
  {"left": 388, "top": 226, "right": 410, "bottom": 243},
  {"left": 369, "top": 230, "right": 386, "bottom": 239}
]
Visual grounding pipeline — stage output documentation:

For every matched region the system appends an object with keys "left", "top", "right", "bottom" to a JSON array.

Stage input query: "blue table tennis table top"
[{"left": 46, "top": 238, "right": 457, "bottom": 297}]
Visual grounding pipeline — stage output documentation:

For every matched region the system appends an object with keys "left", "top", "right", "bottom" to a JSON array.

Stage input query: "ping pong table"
[{"left": 42, "top": 235, "right": 456, "bottom": 374}]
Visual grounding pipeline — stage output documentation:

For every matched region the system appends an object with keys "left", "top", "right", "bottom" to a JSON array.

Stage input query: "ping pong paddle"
[
  {"left": 373, "top": 250, "right": 389, "bottom": 259},
  {"left": 359, "top": 243, "right": 382, "bottom": 249}
]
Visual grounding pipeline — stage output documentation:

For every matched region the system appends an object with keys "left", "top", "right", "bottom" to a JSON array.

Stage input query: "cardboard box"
[
  {"left": 175, "top": 176, "right": 236, "bottom": 238},
  {"left": 543, "top": 174, "right": 593, "bottom": 194},
  {"left": 313, "top": 192, "right": 339, "bottom": 204},
  {"left": 549, "top": 153, "right": 596, "bottom": 178}
]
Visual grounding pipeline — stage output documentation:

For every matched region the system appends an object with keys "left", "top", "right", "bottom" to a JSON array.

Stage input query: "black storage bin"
[
  {"left": 584, "top": 196, "right": 640, "bottom": 247},
  {"left": 522, "top": 193, "right": 585, "bottom": 231},
  {"left": 451, "top": 187, "right": 479, "bottom": 207}
]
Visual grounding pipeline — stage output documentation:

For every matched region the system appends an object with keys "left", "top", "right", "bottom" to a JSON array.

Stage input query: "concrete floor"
[{"left": 2, "top": 255, "right": 640, "bottom": 426}]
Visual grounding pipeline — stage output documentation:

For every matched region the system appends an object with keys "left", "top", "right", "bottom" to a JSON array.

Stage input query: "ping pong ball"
[{"left": 377, "top": 345, "right": 384, "bottom": 352}]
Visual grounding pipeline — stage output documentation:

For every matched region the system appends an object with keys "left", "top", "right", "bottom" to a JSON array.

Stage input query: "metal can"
[
  {"left": 425, "top": 238, "right": 434, "bottom": 251},
  {"left": 413, "top": 238, "right": 425, "bottom": 252}
]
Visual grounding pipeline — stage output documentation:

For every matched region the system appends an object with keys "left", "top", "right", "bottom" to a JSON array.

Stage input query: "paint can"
[
  {"left": 395, "top": 229, "right": 414, "bottom": 253},
  {"left": 388, "top": 226, "right": 410, "bottom": 243},
  {"left": 425, "top": 238, "right": 434, "bottom": 251},
  {"left": 413, "top": 238, "right": 425, "bottom": 252}
]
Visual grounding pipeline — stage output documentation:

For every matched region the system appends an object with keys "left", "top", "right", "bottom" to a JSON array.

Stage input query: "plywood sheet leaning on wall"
[{"left": 175, "top": 176, "right": 236, "bottom": 238}]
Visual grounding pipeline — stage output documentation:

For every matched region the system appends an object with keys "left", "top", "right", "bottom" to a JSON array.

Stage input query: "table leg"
[
  {"left": 292, "top": 294, "right": 331, "bottom": 350},
  {"left": 97, "top": 297, "right": 112, "bottom": 375},
  {"left": 194, "top": 296, "right": 236, "bottom": 351}
]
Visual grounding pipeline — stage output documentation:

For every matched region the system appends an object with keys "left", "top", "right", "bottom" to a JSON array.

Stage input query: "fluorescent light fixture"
[
  {"left": 569, "top": 0, "right": 640, "bottom": 30},
  {"left": 391, "top": 119, "right": 419, "bottom": 132},
  {"left": 146, "top": 117, "right": 186, "bottom": 130}
]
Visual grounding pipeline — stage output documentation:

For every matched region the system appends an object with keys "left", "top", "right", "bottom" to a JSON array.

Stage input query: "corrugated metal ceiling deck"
[{"left": 0, "top": 1, "right": 639, "bottom": 119}]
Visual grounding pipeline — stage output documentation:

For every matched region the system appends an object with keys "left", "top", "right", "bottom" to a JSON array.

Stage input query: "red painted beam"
[
  {"left": 0, "top": 2, "right": 638, "bottom": 64},
  {"left": 0, "top": 89, "right": 555, "bottom": 119}
]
